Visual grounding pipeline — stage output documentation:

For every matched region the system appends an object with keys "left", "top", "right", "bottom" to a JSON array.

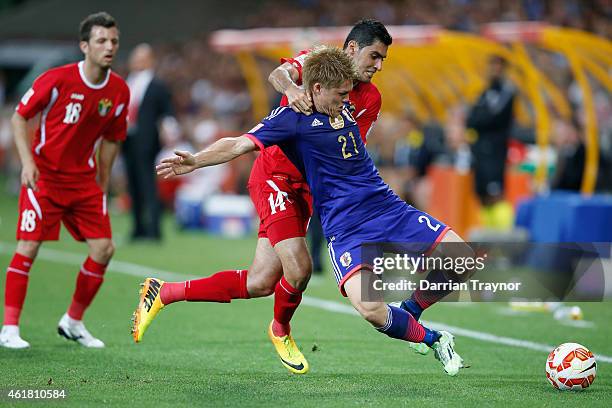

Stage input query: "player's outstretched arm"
[
  {"left": 11, "top": 112, "right": 39, "bottom": 191},
  {"left": 156, "top": 135, "right": 256, "bottom": 179},
  {"left": 268, "top": 62, "right": 312, "bottom": 115}
]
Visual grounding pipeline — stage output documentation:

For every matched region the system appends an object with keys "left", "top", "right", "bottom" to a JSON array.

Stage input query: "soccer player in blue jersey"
[{"left": 156, "top": 46, "right": 468, "bottom": 375}]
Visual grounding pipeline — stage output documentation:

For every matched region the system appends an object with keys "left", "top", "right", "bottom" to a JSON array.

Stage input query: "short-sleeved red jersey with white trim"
[
  {"left": 249, "top": 50, "right": 382, "bottom": 184},
  {"left": 16, "top": 61, "right": 130, "bottom": 186}
]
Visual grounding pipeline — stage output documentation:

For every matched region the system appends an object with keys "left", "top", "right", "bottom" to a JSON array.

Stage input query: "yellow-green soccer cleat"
[
  {"left": 409, "top": 341, "right": 431, "bottom": 355},
  {"left": 132, "top": 278, "right": 165, "bottom": 343},
  {"left": 267, "top": 321, "right": 309, "bottom": 374}
]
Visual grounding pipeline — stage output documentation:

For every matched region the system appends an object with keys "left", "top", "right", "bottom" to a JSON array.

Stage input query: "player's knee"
[
  {"left": 246, "top": 275, "right": 276, "bottom": 297},
  {"left": 283, "top": 270, "right": 311, "bottom": 292},
  {"left": 354, "top": 301, "right": 387, "bottom": 327},
  {"left": 454, "top": 241, "right": 475, "bottom": 260},
  {"left": 292, "top": 274, "right": 310, "bottom": 291},
  {"left": 16, "top": 240, "right": 41, "bottom": 258},
  {"left": 103, "top": 241, "right": 115, "bottom": 260},
  {"left": 246, "top": 258, "right": 282, "bottom": 297},
  {"left": 246, "top": 262, "right": 279, "bottom": 297},
  {"left": 91, "top": 240, "right": 114, "bottom": 263},
  {"left": 299, "top": 254, "right": 313, "bottom": 277},
  {"left": 291, "top": 252, "right": 312, "bottom": 287},
  {"left": 452, "top": 242, "right": 476, "bottom": 281},
  {"left": 282, "top": 262, "right": 311, "bottom": 292},
  {"left": 258, "top": 285, "right": 276, "bottom": 297},
  {"left": 439, "top": 231, "right": 473, "bottom": 257},
  {"left": 437, "top": 232, "right": 476, "bottom": 281}
]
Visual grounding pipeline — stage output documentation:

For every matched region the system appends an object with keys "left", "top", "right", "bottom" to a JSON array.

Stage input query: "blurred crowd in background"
[
  {"left": 0, "top": 0, "right": 610, "bottom": 235},
  {"left": 249, "top": 0, "right": 611, "bottom": 35}
]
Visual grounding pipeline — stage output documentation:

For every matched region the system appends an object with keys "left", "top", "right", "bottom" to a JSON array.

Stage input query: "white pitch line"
[
  {"left": 299, "top": 297, "right": 612, "bottom": 363},
  {"left": 1, "top": 242, "right": 611, "bottom": 364}
]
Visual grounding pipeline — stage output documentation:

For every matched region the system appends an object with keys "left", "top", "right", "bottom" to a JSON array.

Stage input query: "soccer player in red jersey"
[
  {"left": 261, "top": 19, "right": 389, "bottom": 364},
  {"left": 0, "top": 12, "right": 130, "bottom": 349},
  {"left": 132, "top": 20, "right": 391, "bottom": 374}
]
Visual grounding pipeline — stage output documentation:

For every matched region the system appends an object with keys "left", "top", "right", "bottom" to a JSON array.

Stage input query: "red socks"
[
  {"left": 3, "top": 253, "right": 33, "bottom": 326},
  {"left": 159, "top": 281, "right": 185, "bottom": 304},
  {"left": 157, "top": 271, "right": 303, "bottom": 339},
  {"left": 68, "top": 257, "right": 107, "bottom": 321},
  {"left": 160, "top": 270, "right": 249, "bottom": 305},
  {"left": 272, "top": 276, "right": 303, "bottom": 337},
  {"left": 5, "top": 254, "right": 107, "bottom": 324}
]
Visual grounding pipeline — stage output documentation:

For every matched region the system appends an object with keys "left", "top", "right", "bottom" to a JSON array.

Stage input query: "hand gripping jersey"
[
  {"left": 248, "top": 50, "right": 382, "bottom": 185},
  {"left": 16, "top": 61, "right": 130, "bottom": 186}
]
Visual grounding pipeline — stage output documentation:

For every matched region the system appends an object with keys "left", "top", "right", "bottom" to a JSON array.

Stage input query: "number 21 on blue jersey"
[{"left": 337, "top": 131, "right": 359, "bottom": 159}]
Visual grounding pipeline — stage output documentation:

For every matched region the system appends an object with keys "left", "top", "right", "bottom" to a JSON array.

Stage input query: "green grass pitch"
[{"left": 0, "top": 190, "right": 610, "bottom": 407}]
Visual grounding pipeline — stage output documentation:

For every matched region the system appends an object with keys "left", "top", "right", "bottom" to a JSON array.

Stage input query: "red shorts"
[
  {"left": 16, "top": 181, "right": 111, "bottom": 242},
  {"left": 247, "top": 174, "right": 313, "bottom": 246}
]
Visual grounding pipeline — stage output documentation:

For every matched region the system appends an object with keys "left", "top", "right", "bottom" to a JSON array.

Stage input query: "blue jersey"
[{"left": 247, "top": 106, "right": 405, "bottom": 237}]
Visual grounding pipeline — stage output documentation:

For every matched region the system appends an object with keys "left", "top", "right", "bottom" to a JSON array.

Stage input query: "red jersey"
[
  {"left": 249, "top": 50, "right": 382, "bottom": 184},
  {"left": 16, "top": 62, "right": 130, "bottom": 186}
]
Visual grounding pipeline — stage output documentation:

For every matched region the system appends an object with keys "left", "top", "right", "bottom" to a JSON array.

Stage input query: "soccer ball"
[{"left": 545, "top": 343, "right": 597, "bottom": 390}]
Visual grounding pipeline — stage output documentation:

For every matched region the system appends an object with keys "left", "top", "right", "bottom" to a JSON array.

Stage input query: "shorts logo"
[
  {"left": 329, "top": 115, "right": 344, "bottom": 130},
  {"left": 340, "top": 251, "right": 352, "bottom": 268},
  {"left": 20, "top": 209, "right": 37, "bottom": 232},
  {"left": 98, "top": 98, "right": 113, "bottom": 117}
]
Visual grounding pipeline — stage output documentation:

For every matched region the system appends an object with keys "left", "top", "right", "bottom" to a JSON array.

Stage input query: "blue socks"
[
  {"left": 377, "top": 305, "right": 428, "bottom": 343},
  {"left": 399, "top": 299, "right": 441, "bottom": 346},
  {"left": 422, "top": 327, "right": 441, "bottom": 347},
  {"left": 400, "top": 298, "right": 424, "bottom": 321}
]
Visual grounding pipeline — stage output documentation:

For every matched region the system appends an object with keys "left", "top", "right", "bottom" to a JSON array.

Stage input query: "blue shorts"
[{"left": 327, "top": 203, "right": 450, "bottom": 296}]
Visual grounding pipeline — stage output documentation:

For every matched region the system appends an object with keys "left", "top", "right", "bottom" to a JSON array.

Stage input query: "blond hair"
[{"left": 303, "top": 46, "right": 357, "bottom": 91}]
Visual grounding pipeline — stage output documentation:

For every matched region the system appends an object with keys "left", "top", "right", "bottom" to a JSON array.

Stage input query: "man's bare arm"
[
  {"left": 98, "top": 139, "right": 121, "bottom": 193},
  {"left": 268, "top": 62, "right": 300, "bottom": 94},
  {"left": 12, "top": 112, "right": 39, "bottom": 191},
  {"left": 268, "top": 62, "right": 312, "bottom": 115},
  {"left": 156, "top": 135, "right": 257, "bottom": 179}
]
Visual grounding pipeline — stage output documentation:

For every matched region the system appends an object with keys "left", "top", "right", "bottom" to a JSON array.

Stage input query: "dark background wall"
[{"left": 0, "top": 0, "right": 263, "bottom": 49}]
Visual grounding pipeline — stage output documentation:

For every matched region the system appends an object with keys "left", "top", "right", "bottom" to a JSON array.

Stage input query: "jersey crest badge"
[
  {"left": 329, "top": 115, "right": 344, "bottom": 130},
  {"left": 98, "top": 98, "right": 113, "bottom": 117},
  {"left": 340, "top": 251, "right": 352, "bottom": 268}
]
